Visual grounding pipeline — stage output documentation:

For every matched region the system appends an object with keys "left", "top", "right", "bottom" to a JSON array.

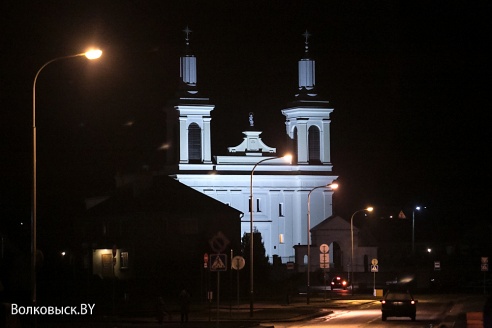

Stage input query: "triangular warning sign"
[
  {"left": 211, "top": 256, "right": 226, "bottom": 270},
  {"left": 398, "top": 210, "right": 407, "bottom": 219}
]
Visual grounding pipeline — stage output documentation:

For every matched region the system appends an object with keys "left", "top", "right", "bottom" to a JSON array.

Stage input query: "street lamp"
[
  {"left": 249, "top": 154, "right": 291, "bottom": 317},
  {"left": 350, "top": 206, "right": 373, "bottom": 294},
  {"left": 31, "top": 49, "right": 102, "bottom": 307},
  {"left": 306, "top": 182, "right": 338, "bottom": 304},
  {"left": 412, "top": 206, "right": 421, "bottom": 255}
]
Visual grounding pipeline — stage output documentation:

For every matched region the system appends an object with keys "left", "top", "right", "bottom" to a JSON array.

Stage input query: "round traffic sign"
[
  {"left": 371, "top": 258, "right": 378, "bottom": 265},
  {"left": 320, "top": 244, "right": 329, "bottom": 254},
  {"left": 231, "top": 256, "right": 245, "bottom": 270}
]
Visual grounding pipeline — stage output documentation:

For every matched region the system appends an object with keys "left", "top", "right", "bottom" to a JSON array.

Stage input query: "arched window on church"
[
  {"left": 308, "top": 125, "right": 320, "bottom": 164},
  {"left": 188, "top": 123, "right": 201, "bottom": 163}
]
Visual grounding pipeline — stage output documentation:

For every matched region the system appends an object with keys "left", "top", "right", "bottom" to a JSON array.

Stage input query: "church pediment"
[{"left": 227, "top": 131, "right": 276, "bottom": 154}]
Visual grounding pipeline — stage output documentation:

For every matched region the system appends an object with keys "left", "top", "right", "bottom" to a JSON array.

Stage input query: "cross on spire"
[
  {"left": 183, "top": 26, "right": 192, "bottom": 45},
  {"left": 303, "top": 30, "right": 311, "bottom": 53}
]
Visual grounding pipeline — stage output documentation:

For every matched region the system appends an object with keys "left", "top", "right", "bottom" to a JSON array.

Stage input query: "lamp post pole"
[
  {"left": 350, "top": 207, "right": 373, "bottom": 295},
  {"left": 306, "top": 183, "right": 338, "bottom": 304},
  {"left": 31, "top": 50, "right": 102, "bottom": 307},
  {"left": 412, "top": 206, "right": 421, "bottom": 255},
  {"left": 249, "top": 155, "right": 290, "bottom": 317}
]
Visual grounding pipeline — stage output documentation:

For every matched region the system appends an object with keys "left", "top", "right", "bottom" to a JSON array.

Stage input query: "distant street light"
[
  {"left": 412, "top": 206, "right": 421, "bottom": 255},
  {"left": 306, "top": 182, "right": 338, "bottom": 304},
  {"left": 32, "top": 49, "right": 102, "bottom": 307},
  {"left": 249, "top": 154, "right": 291, "bottom": 317},
  {"left": 350, "top": 206, "right": 373, "bottom": 295}
]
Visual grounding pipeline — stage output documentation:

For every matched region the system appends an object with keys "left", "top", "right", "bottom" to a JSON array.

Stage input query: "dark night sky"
[{"left": 1, "top": 1, "right": 491, "bottom": 240}]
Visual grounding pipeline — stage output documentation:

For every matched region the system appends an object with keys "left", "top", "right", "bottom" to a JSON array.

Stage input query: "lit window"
[
  {"left": 101, "top": 254, "right": 112, "bottom": 277},
  {"left": 279, "top": 234, "right": 284, "bottom": 244},
  {"left": 120, "top": 252, "right": 129, "bottom": 269}
]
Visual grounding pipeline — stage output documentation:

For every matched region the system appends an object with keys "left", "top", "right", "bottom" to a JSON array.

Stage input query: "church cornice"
[{"left": 281, "top": 106, "right": 334, "bottom": 120}]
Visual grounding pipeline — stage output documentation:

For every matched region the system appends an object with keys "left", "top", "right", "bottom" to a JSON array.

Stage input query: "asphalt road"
[
  {"left": 17, "top": 293, "right": 488, "bottom": 327},
  {"left": 265, "top": 294, "right": 487, "bottom": 328}
]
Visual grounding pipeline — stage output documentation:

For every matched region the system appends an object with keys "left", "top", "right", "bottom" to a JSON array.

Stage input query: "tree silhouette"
[{"left": 241, "top": 231, "right": 271, "bottom": 294}]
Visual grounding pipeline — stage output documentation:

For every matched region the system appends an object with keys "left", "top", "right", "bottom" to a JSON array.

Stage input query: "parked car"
[
  {"left": 330, "top": 275, "right": 349, "bottom": 290},
  {"left": 380, "top": 288, "right": 417, "bottom": 321}
]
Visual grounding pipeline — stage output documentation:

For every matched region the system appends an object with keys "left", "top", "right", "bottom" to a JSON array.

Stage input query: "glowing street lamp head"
[
  {"left": 282, "top": 154, "right": 292, "bottom": 163},
  {"left": 84, "top": 49, "right": 102, "bottom": 60},
  {"left": 366, "top": 206, "right": 374, "bottom": 212},
  {"left": 329, "top": 182, "right": 339, "bottom": 190}
]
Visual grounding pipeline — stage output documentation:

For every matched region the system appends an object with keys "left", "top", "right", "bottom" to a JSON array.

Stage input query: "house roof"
[
  {"left": 80, "top": 173, "right": 243, "bottom": 252},
  {"left": 312, "top": 215, "right": 378, "bottom": 246},
  {"left": 86, "top": 173, "right": 243, "bottom": 219}
]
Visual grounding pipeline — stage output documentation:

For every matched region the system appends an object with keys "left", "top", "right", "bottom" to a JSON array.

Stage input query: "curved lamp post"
[
  {"left": 32, "top": 49, "right": 102, "bottom": 306},
  {"left": 249, "top": 154, "right": 291, "bottom": 317},
  {"left": 306, "top": 182, "right": 338, "bottom": 304},
  {"left": 350, "top": 206, "right": 373, "bottom": 295}
]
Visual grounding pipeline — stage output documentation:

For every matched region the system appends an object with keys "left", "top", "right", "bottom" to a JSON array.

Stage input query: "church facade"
[{"left": 170, "top": 29, "right": 338, "bottom": 263}]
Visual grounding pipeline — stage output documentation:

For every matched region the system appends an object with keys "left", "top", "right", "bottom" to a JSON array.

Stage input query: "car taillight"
[
  {"left": 342, "top": 281, "right": 347, "bottom": 286},
  {"left": 331, "top": 282, "right": 334, "bottom": 285}
]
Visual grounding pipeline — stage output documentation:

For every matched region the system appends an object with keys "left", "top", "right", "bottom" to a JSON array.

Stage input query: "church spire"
[
  {"left": 282, "top": 31, "right": 333, "bottom": 166},
  {"left": 174, "top": 27, "right": 214, "bottom": 168},
  {"left": 298, "top": 30, "right": 316, "bottom": 94},
  {"left": 180, "top": 26, "right": 197, "bottom": 87}
]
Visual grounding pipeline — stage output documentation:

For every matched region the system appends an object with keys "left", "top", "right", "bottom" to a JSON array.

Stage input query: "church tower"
[
  {"left": 282, "top": 31, "right": 334, "bottom": 165},
  {"left": 174, "top": 27, "right": 214, "bottom": 171},
  {"left": 175, "top": 29, "right": 337, "bottom": 263}
]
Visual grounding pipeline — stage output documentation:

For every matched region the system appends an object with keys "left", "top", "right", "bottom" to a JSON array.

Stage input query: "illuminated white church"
[{"left": 170, "top": 29, "right": 338, "bottom": 263}]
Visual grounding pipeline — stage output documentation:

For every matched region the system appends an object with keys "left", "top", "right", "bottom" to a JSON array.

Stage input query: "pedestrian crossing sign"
[{"left": 210, "top": 254, "right": 227, "bottom": 271}]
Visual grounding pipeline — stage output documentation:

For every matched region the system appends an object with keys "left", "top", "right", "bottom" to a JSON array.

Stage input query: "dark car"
[
  {"left": 380, "top": 288, "right": 417, "bottom": 321},
  {"left": 330, "top": 275, "right": 349, "bottom": 290}
]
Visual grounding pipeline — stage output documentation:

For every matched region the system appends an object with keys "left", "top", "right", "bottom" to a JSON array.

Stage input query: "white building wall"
[
  {"left": 176, "top": 173, "right": 336, "bottom": 262},
  {"left": 284, "top": 191, "right": 295, "bottom": 254}
]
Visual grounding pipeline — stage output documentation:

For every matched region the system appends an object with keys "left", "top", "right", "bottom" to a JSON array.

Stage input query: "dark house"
[{"left": 74, "top": 173, "right": 242, "bottom": 307}]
